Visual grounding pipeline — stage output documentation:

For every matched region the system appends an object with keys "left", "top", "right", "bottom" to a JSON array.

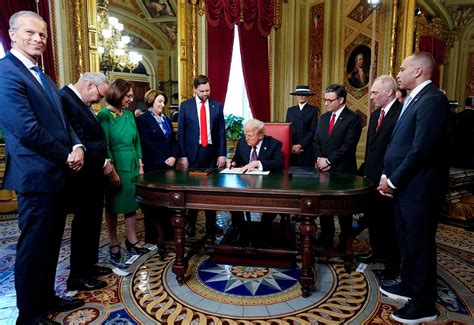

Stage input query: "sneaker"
[
  {"left": 391, "top": 301, "right": 437, "bottom": 324},
  {"left": 379, "top": 283, "right": 411, "bottom": 302}
]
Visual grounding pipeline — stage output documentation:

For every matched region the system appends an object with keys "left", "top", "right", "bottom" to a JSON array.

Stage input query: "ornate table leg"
[
  {"left": 171, "top": 208, "right": 187, "bottom": 285},
  {"left": 299, "top": 215, "right": 317, "bottom": 297}
]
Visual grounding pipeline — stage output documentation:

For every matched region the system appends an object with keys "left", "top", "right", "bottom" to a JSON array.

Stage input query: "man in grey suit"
[
  {"left": 378, "top": 52, "right": 449, "bottom": 323},
  {"left": 0, "top": 11, "right": 85, "bottom": 324},
  {"left": 313, "top": 84, "right": 362, "bottom": 251},
  {"left": 60, "top": 72, "right": 114, "bottom": 292},
  {"left": 356, "top": 75, "right": 401, "bottom": 280}
]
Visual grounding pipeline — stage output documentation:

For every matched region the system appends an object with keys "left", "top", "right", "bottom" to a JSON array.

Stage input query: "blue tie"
[
  {"left": 32, "top": 66, "right": 66, "bottom": 128},
  {"left": 398, "top": 95, "right": 412, "bottom": 120}
]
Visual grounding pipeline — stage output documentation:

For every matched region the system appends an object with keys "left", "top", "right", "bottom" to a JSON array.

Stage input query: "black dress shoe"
[
  {"left": 124, "top": 238, "right": 149, "bottom": 254},
  {"left": 90, "top": 265, "right": 113, "bottom": 277},
  {"left": 356, "top": 251, "right": 387, "bottom": 263},
  {"left": 38, "top": 317, "right": 60, "bottom": 325},
  {"left": 67, "top": 277, "right": 108, "bottom": 291},
  {"left": 49, "top": 296, "right": 85, "bottom": 312},
  {"left": 382, "top": 265, "right": 400, "bottom": 280}
]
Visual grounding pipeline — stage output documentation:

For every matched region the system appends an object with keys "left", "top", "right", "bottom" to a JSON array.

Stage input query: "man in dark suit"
[
  {"left": 228, "top": 119, "right": 283, "bottom": 245},
  {"left": 313, "top": 84, "right": 362, "bottom": 251},
  {"left": 356, "top": 75, "right": 401, "bottom": 279},
  {"left": 286, "top": 85, "right": 319, "bottom": 167},
  {"left": 378, "top": 52, "right": 449, "bottom": 323},
  {"left": 60, "top": 72, "right": 114, "bottom": 292},
  {"left": 0, "top": 11, "right": 85, "bottom": 324},
  {"left": 177, "top": 75, "right": 227, "bottom": 237}
]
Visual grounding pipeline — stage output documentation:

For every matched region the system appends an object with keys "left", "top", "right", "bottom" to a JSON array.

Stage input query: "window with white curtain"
[{"left": 224, "top": 28, "right": 253, "bottom": 121}]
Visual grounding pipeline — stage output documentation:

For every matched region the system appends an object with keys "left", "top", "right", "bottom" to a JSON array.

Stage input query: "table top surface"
[{"left": 133, "top": 169, "right": 374, "bottom": 196}]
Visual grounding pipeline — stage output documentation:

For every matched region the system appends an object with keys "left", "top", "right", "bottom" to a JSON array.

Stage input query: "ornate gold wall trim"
[
  {"left": 389, "top": 0, "right": 399, "bottom": 75},
  {"left": 51, "top": 0, "right": 60, "bottom": 84}
]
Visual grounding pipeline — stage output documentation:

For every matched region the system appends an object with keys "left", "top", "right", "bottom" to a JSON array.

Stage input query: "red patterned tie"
[
  {"left": 328, "top": 113, "right": 336, "bottom": 136},
  {"left": 200, "top": 101, "right": 208, "bottom": 147},
  {"left": 376, "top": 108, "right": 385, "bottom": 131}
]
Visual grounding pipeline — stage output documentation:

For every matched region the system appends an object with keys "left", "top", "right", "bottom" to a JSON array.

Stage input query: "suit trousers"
[
  {"left": 395, "top": 198, "right": 439, "bottom": 309},
  {"left": 366, "top": 192, "right": 400, "bottom": 266},
  {"left": 15, "top": 192, "right": 67, "bottom": 324},
  {"left": 319, "top": 215, "right": 352, "bottom": 247},
  {"left": 188, "top": 145, "right": 218, "bottom": 231},
  {"left": 68, "top": 178, "right": 105, "bottom": 278}
]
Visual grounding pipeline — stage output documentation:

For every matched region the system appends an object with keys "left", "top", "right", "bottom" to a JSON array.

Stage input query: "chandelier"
[{"left": 97, "top": 0, "right": 143, "bottom": 72}]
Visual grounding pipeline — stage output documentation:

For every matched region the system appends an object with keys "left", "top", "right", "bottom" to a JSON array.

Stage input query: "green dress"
[{"left": 97, "top": 108, "right": 143, "bottom": 214}]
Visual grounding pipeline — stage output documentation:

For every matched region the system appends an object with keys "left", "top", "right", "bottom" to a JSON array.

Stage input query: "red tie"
[
  {"left": 328, "top": 113, "right": 336, "bottom": 136},
  {"left": 200, "top": 101, "right": 208, "bottom": 147},
  {"left": 376, "top": 108, "right": 385, "bottom": 131}
]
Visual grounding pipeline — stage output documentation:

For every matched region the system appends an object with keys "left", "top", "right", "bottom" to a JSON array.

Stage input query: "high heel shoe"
[
  {"left": 109, "top": 243, "right": 121, "bottom": 261},
  {"left": 125, "top": 238, "right": 148, "bottom": 255}
]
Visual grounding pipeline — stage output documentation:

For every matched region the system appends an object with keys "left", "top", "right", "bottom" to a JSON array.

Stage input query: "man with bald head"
[
  {"left": 357, "top": 75, "right": 401, "bottom": 280},
  {"left": 378, "top": 52, "right": 449, "bottom": 323}
]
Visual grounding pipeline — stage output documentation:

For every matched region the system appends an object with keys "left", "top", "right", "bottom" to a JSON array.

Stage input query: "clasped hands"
[
  {"left": 67, "top": 147, "right": 84, "bottom": 172},
  {"left": 377, "top": 175, "right": 395, "bottom": 198},
  {"left": 292, "top": 144, "right": 304, "bottom": 155},
  {"left": 315, "top": 157, "right": 331, "bottom": 172}
]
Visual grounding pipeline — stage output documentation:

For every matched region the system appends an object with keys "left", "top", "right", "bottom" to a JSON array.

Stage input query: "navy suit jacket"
[
  {"left": 286, "top": 103, "right": 319, "bottom": 166},
  {"left": 0, "top": 52, "right": 80, "bottom": 193},
  {"left": 384, "top": 83, "right": 449, "bottom": 201},
  {"left": 136, "top": 110, "right": 178, "bottom": 172},
  {"left": 60, "top": 86, "right": 107, "bottom": 178},
  {"left": 233, "top": 136, "right": 283, "bottom": 171},
  {"left": 313, "top": 106, "right": 362, "bottom": 174},
  {"left": 177, "top": 97, "right": 226, "bottom": 163},
  {"left": 364, "top": 100, "right": 401, "bottom": 182}
]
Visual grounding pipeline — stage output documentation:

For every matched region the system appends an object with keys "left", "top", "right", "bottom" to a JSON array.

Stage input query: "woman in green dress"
[{"left": 97, "top": 79, "right": 148, "bottom": 261}]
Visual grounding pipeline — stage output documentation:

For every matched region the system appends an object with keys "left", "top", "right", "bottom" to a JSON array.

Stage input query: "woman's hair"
[
  {"left": 144, "top": 89, "right": 168, "bottom": 107},
  {"left": 105, "top": 79, "right": 132, "bottom": 107}
]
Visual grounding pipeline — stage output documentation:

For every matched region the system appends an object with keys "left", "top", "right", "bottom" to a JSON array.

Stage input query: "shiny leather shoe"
[
  {"left": 158, "top": 247, "right": 167, "bottom": 260},
  {"left": 90, "top": 265, "right": 113, "bottom": 277},
  {"left": 356, "top": 251, "right": 387, "bottom": 263},
  {"left": 49, "top": 296, "right": 85, "bottom": 312},
  {"left": 67, "top": 276, "right": 108, "bottom": 291},
  {"left": 109, "top": 243, "right": 121, "bottom": 261},
  {"left": 125, "top": 238, "right": 149, "bottom": 254}
]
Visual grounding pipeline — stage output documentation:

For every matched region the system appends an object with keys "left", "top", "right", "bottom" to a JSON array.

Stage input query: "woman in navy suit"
[{"left": 136, "top": 89, "right": 178, "bottom": 257}]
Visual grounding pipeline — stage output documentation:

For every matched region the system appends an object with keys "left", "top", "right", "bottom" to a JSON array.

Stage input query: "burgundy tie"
[
  {"left": 250, "top": 146, "right": 258, "bottom": 162},
  {"left": 200, "top": 101, "right": 208, "bottom": 147},
  {"left": 328, "top": 113, "right": 336, "bottom": 136},
  {"left": 376, "top": 108, "right": 385, "bottom": 131}
]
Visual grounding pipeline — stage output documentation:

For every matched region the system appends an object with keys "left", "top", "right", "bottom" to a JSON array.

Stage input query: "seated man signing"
[{"left": 227, "top": 119, "right": 283, "bottom": 246}]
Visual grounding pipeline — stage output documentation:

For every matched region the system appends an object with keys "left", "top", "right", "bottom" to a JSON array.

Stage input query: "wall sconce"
[
  {"left": 313, "top": 14, "right": 321, "bottom": 29},
  {"left": 367, "top": 0, "right": 382, "bottom": 10}
]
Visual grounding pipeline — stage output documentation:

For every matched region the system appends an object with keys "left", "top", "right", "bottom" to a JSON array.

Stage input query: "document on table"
[{"left": 220, "top": 167, "right": 270, "bottom": 175}]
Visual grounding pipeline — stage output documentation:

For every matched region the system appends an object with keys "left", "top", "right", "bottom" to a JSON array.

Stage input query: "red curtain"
[
  {"left": 206, "top": 0, "right": 274, "bottom": 121},
  {"left": 419, "top": 35, "right": 446, "bottom": 88},
  {"left": 0, "top": 0, "right": 56, "bottom": 81},
  {"left": 239, "top": 25, "right": 270, "bottom": 121}
]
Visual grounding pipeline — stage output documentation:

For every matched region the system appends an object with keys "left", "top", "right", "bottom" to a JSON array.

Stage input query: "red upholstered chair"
[{"left": 264, "top": 122, "right": 292, "bottom": 170}]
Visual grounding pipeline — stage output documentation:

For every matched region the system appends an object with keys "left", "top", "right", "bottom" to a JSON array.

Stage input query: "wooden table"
[{"left": 133, "top": 170, "right": 374, "bottom": 297}]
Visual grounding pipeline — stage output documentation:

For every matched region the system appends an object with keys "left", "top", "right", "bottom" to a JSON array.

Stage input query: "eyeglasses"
[
  {"left": 324, "top": 97, "right": 339, "bottom": 103},
  {"left": 125, "top": 94, "right": 134, "bottom": 99},
  {"left": 93, "top": 83, "right": 104, "bottom": 99}
]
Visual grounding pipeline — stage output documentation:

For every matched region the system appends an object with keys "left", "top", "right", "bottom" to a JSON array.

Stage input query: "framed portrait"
[
  {"left": 346, "top": 45, "right": 371, "bottom": 89},
  {"left": 344, "top": 35, "right": 377, "bottom": 100}
]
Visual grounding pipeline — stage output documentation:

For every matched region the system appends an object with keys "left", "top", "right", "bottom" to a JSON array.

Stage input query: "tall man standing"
[
  {"left": 356, "top": 75, "right": 401, "bottom": 279},
  {"left": 378, "top": 52, "right": 449, "bottom": 323},
  {"left": 286, "top": 85, "right": 319, "bottom": 167},
  {"left": 313, "top": 84, "right": 362, "bottom": 251},
  {"left": 0, "top": 11, "right": 85, "bottom": 324},
  {"left": 60, "top": 72, "right": 114, "bottom": 291},
  {"left": 178, "top": 75, "right": 227, "bottom": 237}
]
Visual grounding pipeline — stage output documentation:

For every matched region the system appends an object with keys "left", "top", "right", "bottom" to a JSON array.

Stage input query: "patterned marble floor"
[{"left": 0, "top": 212, "right": 473, "bottom": 324}]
